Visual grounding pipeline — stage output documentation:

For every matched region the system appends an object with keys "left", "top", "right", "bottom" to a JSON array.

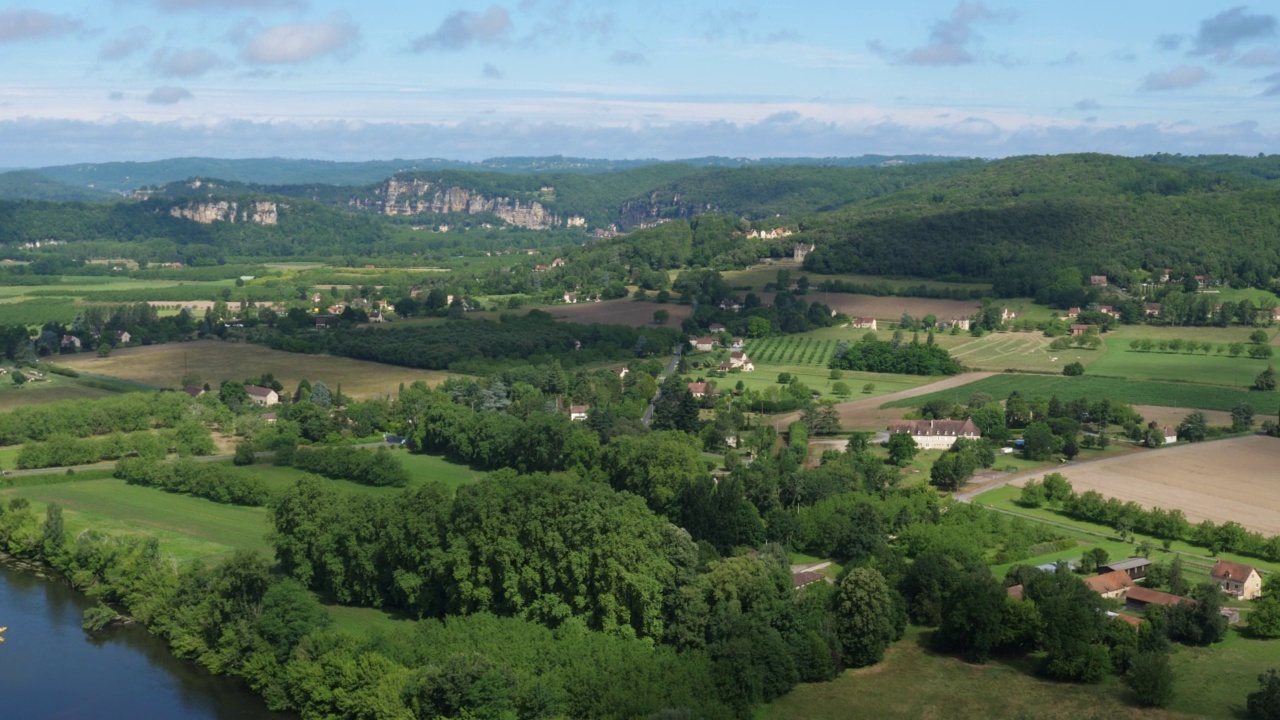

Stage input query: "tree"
[
  {"left": 1018, "top": 480, "right": 1047, "bottom": 507},
  {"left": 653, "top": 309, "right": 669, "bottom": 325},
  {"left": 829, "top": 369, "right": 843, "bottom": 380},
  {"left": 310, "top": 381, "right": 333, "bottom": 409},
  {"left": 861, "top": 382, "right": 875, "bottom": 394},
  {"left": 831, "top": 381, "right": 851, "bottom": 398},
  {"left": 233, "top": 441, "right": 257, "bottom": 466},
  {"left": 1126, "top": 650, "right": 1175, "bottom": 708},
  {"left": 1247, "top": 669, "right": 1280, "bottom": 720},
  {"left": 834, "top": 567, "right": 896, "bottom": 668},
  {"left": 1255, "top": 366, "right": 1277, "bottom": 392},
  {"left": 1248, "top": 596, "right": 1280, "bottom": 639},
  {"left": 1177, "top": 411, "right": 1208, "bottom": 443},
  {"left": 1062, "top": 361, "right": 1084, "bottom": 376},
  {"left": 802, "top": 404, "right": 841, "bottom": 436},
  {"left": 1232, "top": 401, "right": 1256, "bottom": 432},
  {"left": 937, "top": 569, "right": 1006, "bottom": 662},
  {"left": 1021, "top": 421, "right": 1056, "bottom": 460},
  {"left": 885, "top": 432, "right": 918, "bottom": 467},
  {"left": 218, "top": 380, "right": 250, "bottom": 411}
]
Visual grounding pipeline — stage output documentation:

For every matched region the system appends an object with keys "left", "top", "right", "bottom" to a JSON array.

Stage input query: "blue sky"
[{"left": 1, "top": 1, "right": 1279, "bottom": 165}]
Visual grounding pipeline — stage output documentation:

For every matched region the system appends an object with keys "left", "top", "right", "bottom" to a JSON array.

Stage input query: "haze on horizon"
[{"left": 1, "top": 0, "right": 1278, "bottom": 167}]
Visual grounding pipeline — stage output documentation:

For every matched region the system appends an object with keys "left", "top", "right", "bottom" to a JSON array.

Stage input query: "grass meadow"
[
  {"left": 227, "top": 451, "right": 482, "bottom": 497},
  {"left": 1088, "top": 346, "right": 1274, "bottom": 387},
  {"left": 0, "top": 373, "right": 121, "bottom": 412},
  {"left": 2, "top": 479, "right": 272, "bottom": 564},
  {"left": 725, "top": 331, "right": 932, "bottom": 400}
]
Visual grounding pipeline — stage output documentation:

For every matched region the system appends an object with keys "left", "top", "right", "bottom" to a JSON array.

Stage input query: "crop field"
[
  {"left": 58, "top": 339, "right": 454, "bottom": 398},
  {"left": 882, "top": 373, "right": 1280, "bottom": 413},
  {"left": 1106, "top": 324, "right": 1275, "bottom": 345},
  {"left": 2, "top": 479, "right": 272, "bottom": 564},
  {"left": 755, "top": 292, "right": 981, "bottom": 323},
  {"left": 543, "top": 299, "right": 694, "bottom": 328},
  {"left": 733, "top": 334, "right": 932, "bottom": 401},
  {"left": 1008, "top": 435, "right": 1280, "bottom": 537},
  {"left": 1088, "top": 345, "right": 1273, "bottom": 387},
  {"left": 0, "top": 375, "right": 119, "bottom": 412},
  {"left": 720, "top": 266, "right": 991, "bottom": 293},
  {"left": 946, "top": 332, "right": 1100, "bottom": 373}
]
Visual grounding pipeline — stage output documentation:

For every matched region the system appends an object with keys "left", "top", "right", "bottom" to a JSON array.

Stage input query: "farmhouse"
[
  {"left": 729, "top": 351, "right": 755, "bottom": 372},
  {"left": 1098, "top": 558, "right": 1152, "bottom": 581},
  {"left": 792, "top": 570, "right": 826, "bottom": 590},
  {"left": 1163, "top": 426, "right": 1177, "bottom": 445},
  {"left": 693, "top": 337, "right": 718, "bottom": 352},
  {"left": 730, "top": 338, "right": 745, "bottom": 351},
  {"left": 368, "top": 311, "right": 385, "bottom": 323},
  {"left": 563, "top": 292, "right": 578, "bottom": 304},
  {"left": 887, "top": 419, "right": 981, "bottom": 450},
  {"left": 1065, "top": 307, "right": 1081, "bottom": 319},
  {"left": 1084, "top": 570, "right": 1134, "bottom": 599},
  {"left": 182, "top": 385, "right": 205, "bottom": 398},
  {"left": 1211, "top": 560, "right": 1263, "bottom": 600},
  {"left": 941, "top": 317, "right": 970, "bottom": 331},
  {"left": 688, "top": 382, "right": 708, "bottom": 398},
  {"left": 1070, "top": 324, "right": 1092, "bottom": 337},
  {"left": 261, "top": 412, "right": 277, "bottom": 424},
  {"left": 1124, "top": 587, "right": 1189, "bottom": 613},
  {"left": 851, "top": 317, "right": 878, "bottom": 330},
  {"left": 244, "top": 384, "right": 280, "bottom": 406},
  {"left": 60, "top": 334, "right": 81, "bottom": 350},
  {"left": 709, "top": 323, "right": 727, "bottom": 334},
  {"left": 1090, "top": 275, "right": 1108, "bottom": 286},
  {"left": 113, "top": 330, "right": 131, "bottom": 344},
  {"left": 1097, "top": 305, "right": 1118, "bottom": 318},
  {"left": 1144, "top": 302, "right": 1163, "bottom": 317},
  {"left": 568, "top": 405, "right": 590, "bottom": 422},
  {"left": 793, "top": 243, "right": 815, "bottom": 262}
]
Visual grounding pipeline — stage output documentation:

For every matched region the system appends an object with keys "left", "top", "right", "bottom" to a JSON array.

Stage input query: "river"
[{"left": 0, "top": 561, "right": 292, "bottom": 720}]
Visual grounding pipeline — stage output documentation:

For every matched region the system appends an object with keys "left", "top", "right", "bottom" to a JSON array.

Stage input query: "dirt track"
[
  {"left": 780, "top": 372, "right": 994, "bottom": 430},
  {"left": 1009, "top": 435, "right": 1280, "bottom": 536}
]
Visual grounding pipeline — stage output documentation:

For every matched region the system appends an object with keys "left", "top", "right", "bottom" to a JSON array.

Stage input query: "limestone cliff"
[
  {"left": 168, "top": 200, "right": 279, "bottom": 225},
  {"left": 617, "top": 191, "right": 714, "bottom": 230},
  {"left": 353, "top": 177, "right": 565, "bottom": 230}
]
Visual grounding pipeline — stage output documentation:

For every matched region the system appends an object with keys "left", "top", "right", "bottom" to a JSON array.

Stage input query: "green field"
[
  {"left": 1088, "top": 346, "right": 1274, "bottom": 387},
  {"left": 2, "top": 479, "right": 272, "bottom": 563},
  {"left": 976, "top": 485, "right": 1280, "bottom": 576},
  {"left": 230, "top": 451, "right": 482, "bottom": 496},
  {"left": 946, "top": 331, "right": 1102, "bottom": 373},
  {"left": 0, "top": 374, "right": 121, "bottom": 412},
  {"left": 720, "top": 267, "right": 991, "bottom": 293},
  {"left": 726, "top": 331, "right": 932, "bottom": 400},
  {"left": 882, "top": 373, "right": 1280, "bottom": 413}
]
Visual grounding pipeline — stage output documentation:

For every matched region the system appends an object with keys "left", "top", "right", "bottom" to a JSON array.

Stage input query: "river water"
[{"left": 0, "top": 562, "right": 292, "bottom": 720}]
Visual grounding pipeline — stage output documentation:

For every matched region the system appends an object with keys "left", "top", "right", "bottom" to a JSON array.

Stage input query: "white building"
[{"left": 887, "top": 419, "right": 981, "bottom": 450}]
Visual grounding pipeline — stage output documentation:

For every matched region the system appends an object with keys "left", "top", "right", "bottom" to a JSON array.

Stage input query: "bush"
[
  {"left": 1062, "top": 361, "right": 1084, "bottom": 376},
  {"left": 1126, "top": 651, "right": 1175, "bottom": 708}
]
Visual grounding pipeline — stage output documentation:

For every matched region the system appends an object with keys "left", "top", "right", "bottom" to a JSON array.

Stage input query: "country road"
[{"left": 776, "top": 371, "right": 996, "bottom": 429}]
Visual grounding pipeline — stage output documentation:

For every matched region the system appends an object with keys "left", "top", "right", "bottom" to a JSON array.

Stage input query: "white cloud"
[
  {"left": 1190, "top": 7, "right": 1277, "bottom": 62},
  {"left": 1140, "top": 65, "right": 1210, "bottom": 91},
  {"left": 871, "top": 2, "right": 1015, "bottom": 66},
  {"left": 151, "top": 47, "right": 222, "bottom": 77},
  {"left": 145, "top": 86, "right": 194, "bottom": 104},
  {"left": 151, "top": 0, "right": 304, "bottom": 12},
  {"left": 411, "top": 6, "right": 511, "bottom": 52},
  {"left": 241, "top": 16, "right": 359, "bottom": 64},
  {"left": 99, "top": 26, "right": 153, "bottom": 61},
  {"left": 0, "top": 8, "right": 82, "bottom": 43}
]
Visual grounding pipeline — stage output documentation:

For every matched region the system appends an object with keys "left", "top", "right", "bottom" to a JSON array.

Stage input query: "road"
[{"left": 643, "top": 299, "right": 695, "bottom": 427}]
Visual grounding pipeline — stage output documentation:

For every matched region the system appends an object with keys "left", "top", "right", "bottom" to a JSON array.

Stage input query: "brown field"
[
  {"left": 1011, "top": 435, "right": 1280, "bottom": 536},
  {"left": 1130, "top": 405, "right": 1231, "bottom": 429},
  {"left": 58, "top": 340, "right": 455, "bottom": 399},
  {"left": 541, "top": 299, "right": 694, "bottom": 327},
  {"left": 756, "top": 292, "right": 980, "bottom": 322}
]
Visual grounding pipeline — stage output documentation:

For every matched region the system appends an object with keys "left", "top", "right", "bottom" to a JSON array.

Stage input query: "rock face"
[
  {"left": 169, "top": 200, "right": 279, "bottom": 225},
  {"left": 617, "top": 192, "right": 712, "bottom": 230},
  {"left": 353, "top": 177, "right": 564, "bottom": 230}
]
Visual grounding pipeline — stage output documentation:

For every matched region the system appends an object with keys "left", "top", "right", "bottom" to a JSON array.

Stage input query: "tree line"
[{"left": 113, "top": 456, "right": 269, "bottom": 506}]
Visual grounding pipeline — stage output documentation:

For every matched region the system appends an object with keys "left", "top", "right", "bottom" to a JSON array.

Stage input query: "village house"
[
  {"left": 60, "top": 335, "right": 81, "bottom": 351},
  {"left": 1090, "top": 275, "right": 1108, "bottom": 287},
  {"left": 261, "top": 412, "right": 278, "bottom": 425},
  {"left": 941, "top": 317, "right": 971, "bottom": 332},
  {"left": 1274, "top": 306, "right": 1280, "bottom": 322},
  {"left": 729, "top": 337, "right": 745, "bottom": 351},
  {"left": 693, "top": 337, "right": 718, "bottom": 352},
  {"left": 1124, "top": 586, "right": 1189, "bottom": 614},
  {"left": 852, "top": 317, "right": 878, "bottom": 330},
  {"left": 793, "top": 243, "right": 815, "bottom": 262},
  {"left": 747, "top": 227, "right": 793, "bottom": 240},
  {"left": 1097, "top": 305, "right": 1119, "bottom": 318},
  {"left": 717, "top": 361, "right": 733, "bottom": 372},
  {"left": 113, "top": 330, "right": 131, "bottom": 344},
  {"left": 687, "top": 382, "right": 708, "bottom": 398},
  {"left": 709, "top": 323, "right": 727, "bottom": 334},
  {"left": 1098, "top": 558, "right": 1152, "bottom": 581},
  {"left": 314, "top": 314, "right": 335, "bottom": 329},
  {"left": 1065, "top": 307, "right": 1081, "bottom": 319},
  {"left": 1212, "top": 560, "right": 1263, "bottom": 600},
  {"left": 568, "top": 405, "right": 590, "bottom": 422},
  {"left": 1159, "top": 268, "right": 1171, "bottom": 283},
  {"left": 1085, "top": 570, "right": 1135, "bottom": 600},
  {"left": 614, "top": 367, "right": 629, "bottom": 380},
  {"left": 311, "top": 292, "right": 322, "bottom": 303},
  {"left": 535, "top": 264, "right": 550, "bottom": 272},
  {"left": 718, "top": 299, "right": 743, "bottom": 312},
  {"left": 728, "top": 351, "right": 755, "bottom": 372},
  {"left": 791, "top": 570, "right": 826, "bottom": 590},
  {"left": 551, "top": 258, "right": 566, "bottom": 268},
  {"left": 1070, "top": 323, "right": 1093, "bottom": 337},
  {"left": 368, "top": 310, "right": 385, "bottom": 323},
  {"left": 887, "top": 419, "right": 981, "bottom": 450},
  {"left": 1163, "top": 426, "right": 1178, "bottom": 445},
  {"left": 563, "top": 292, "right": 578, "bottom": 304},
  {"left": 244, "top": 384, "right": 280, "bottom": 406},
  {"left": 182, "top": 385, "right": 205, "bottom": 398},
  {"left": 1000, "top": 308, "right": 1017, "bottom": 322},
  {"left": 1145, "top": 302, "right": 1163, "bottom": 317}
]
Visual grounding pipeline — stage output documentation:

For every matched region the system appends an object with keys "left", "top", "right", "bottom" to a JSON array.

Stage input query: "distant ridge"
[{"left": 28, "top": 154, "right": 970, "bottom": 194}]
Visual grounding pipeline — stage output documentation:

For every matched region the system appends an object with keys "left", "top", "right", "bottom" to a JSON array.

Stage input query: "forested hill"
[
  {"left": 0, "top": 170, "right": 118, "bottom": 202},
  {"left": 139, "top": 161, "right": 987, "bottom": 230},
  {"left": 1143, "top": 153, "right": 1280, "bottom": 183},
  {"left": 798, "top": 153, "right": 1280, "bottom": 296}
]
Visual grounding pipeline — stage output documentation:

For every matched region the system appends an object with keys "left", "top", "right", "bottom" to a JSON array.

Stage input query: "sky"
[{"left": 1, "top": 1, "right": 1279, "bottom": 166}]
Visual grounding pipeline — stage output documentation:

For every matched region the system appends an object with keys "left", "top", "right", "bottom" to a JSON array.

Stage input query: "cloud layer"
[{"left": 0, "top": 8, "right": 82, "bottom": 43}]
